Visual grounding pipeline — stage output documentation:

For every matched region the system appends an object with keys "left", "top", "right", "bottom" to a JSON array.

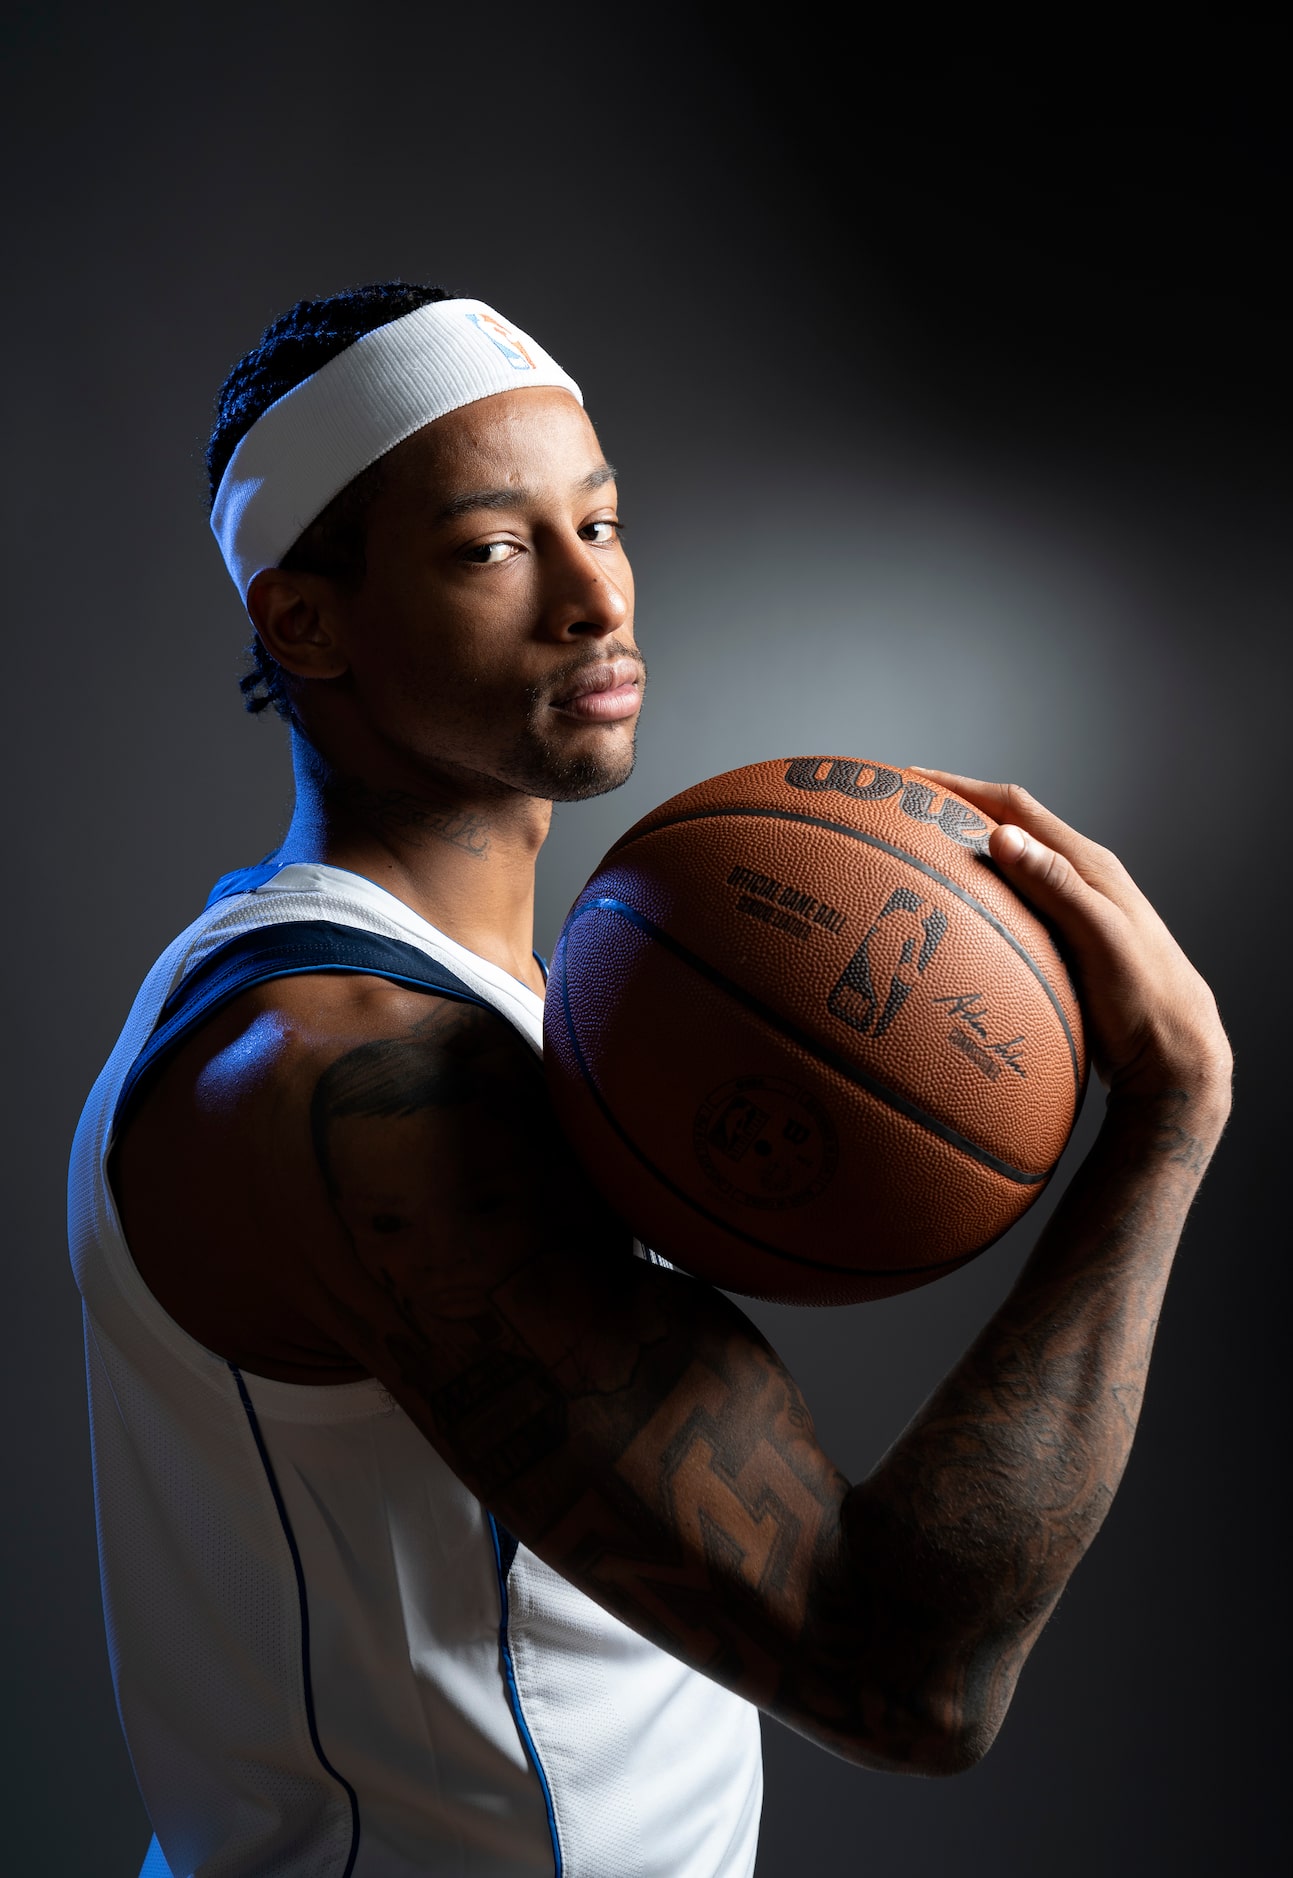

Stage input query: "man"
[{"left": 70, "top": 282, "right": 1232, "bottom": 1878}]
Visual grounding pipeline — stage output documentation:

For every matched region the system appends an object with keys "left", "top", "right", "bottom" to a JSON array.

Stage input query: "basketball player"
[{"left": 70, "top": 284, "right": 1232, "bottom": 1878}]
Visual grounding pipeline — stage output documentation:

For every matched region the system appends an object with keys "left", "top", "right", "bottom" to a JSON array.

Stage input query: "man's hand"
[{"left": 910, "top": 769, "right": 1233, "bottom": 1114}]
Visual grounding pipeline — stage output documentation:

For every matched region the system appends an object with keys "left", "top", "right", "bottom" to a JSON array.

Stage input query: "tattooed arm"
[
  {"left": 283, "top": 780, "right": 1230, "bottom": 1775},
  {"left": 846, "top": 773, "right": 1234, "bottom": 1763},
  {"left": 116, "top": 782, "right": 1229, "bottom": 1774}
]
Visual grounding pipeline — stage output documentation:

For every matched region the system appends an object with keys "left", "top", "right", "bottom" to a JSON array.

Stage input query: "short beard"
[
  {"left": 498, "top": 719, "right": 640, "bottom": 803},
  {"left": 501, "top": 648, "right": 646, "bottom": 801}
]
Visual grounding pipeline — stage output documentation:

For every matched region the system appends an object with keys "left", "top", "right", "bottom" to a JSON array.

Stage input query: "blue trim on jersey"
[
  {"left": 231, "top": 1365, "right": 361, "bottom": 1878},
  {"left": 114, "top": 920, "right": 492, "bottom": 1131},
  {"left": 204, "top": 859, "right": 288, "bottom": 907},
  {"left": 137, "top": 1834, "right": 173, "bottom": 1877},
  {"left": 488, "top": 1513, "right": 562, "bottom": 1876},
  {"left": 493, "top": 1517, "right": 521, "bottom": 1578}
]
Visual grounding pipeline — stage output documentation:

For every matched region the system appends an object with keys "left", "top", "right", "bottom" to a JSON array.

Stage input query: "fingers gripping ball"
[{"left": 543, "top": 758, "right": 1088, "bottom": 1305}]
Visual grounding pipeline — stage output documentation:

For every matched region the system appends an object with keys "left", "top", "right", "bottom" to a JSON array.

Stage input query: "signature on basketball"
[{"left": 934, "top": 991, "right": 1027, "bottom": 1081}]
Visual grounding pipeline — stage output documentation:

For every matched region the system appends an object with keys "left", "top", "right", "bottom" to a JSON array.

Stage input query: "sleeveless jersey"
[{"left": 68, "top": 861, "right": 762, "bottom": 1878}]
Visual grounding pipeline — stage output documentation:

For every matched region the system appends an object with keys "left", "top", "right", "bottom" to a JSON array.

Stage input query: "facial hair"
[{"left": 503, "top": 646, "right": 647, "bottom": 802}]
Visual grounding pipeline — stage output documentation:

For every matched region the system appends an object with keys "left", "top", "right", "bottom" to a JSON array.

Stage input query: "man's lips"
[{"left": 549, "top": 658, "right": 643, "bottom": 722}]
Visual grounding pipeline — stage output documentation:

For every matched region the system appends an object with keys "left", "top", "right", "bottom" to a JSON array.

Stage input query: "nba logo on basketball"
[
  {"left": 545, "top": 756, "right": 1087, "bottom": 1305},
  {"left": 467, "top": 311, "right": 536, "bottom": 371}
]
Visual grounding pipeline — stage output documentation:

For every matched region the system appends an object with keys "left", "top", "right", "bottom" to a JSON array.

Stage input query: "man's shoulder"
[
  {"left": 266, "top": 970, "right": 541, "bottom": 1112},
  {"left": 111, "top": 970, "right": 546, "bottom": 1379},
  {"left": 174, "top": 967, "right": 538, "bottom": 1124}
]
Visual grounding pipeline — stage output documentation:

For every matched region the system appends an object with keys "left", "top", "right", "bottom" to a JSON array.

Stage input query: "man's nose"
[{"left": 539, "top": 535, "right": 631, "bottom": 640}]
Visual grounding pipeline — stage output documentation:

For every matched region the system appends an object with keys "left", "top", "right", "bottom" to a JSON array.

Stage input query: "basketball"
[{"left": 544, "top": 757, "right": 1088, "bottom": 1304}]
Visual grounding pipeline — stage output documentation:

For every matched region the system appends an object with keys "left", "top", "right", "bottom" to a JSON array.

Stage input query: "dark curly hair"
[{"left": 207, "top": 281, "right": 458, "bottom": 720}]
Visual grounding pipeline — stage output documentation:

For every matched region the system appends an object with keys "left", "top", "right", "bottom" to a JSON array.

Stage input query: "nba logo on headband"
[{"left": 465, "top": 311, "right": 537, "bottom": 372}]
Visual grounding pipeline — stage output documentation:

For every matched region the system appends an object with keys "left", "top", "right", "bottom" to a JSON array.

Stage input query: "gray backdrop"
[{"left": 4, "top": 7, "right": 1287, "bottom": 1873}]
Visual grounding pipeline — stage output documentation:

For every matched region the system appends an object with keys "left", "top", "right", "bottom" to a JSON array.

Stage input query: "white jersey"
[{"left": 68, "top": 861, "right": 762, "bottom": 1878}]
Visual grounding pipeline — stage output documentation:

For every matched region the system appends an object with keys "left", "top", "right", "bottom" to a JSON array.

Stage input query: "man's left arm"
[{"left": 837, "top": 771, "right": 1233, "bottom": 1761}]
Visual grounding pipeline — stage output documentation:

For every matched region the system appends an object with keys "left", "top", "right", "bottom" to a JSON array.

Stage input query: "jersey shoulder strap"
[{"left": 115, "top": 918, "right": 493, "bottom": 1131}]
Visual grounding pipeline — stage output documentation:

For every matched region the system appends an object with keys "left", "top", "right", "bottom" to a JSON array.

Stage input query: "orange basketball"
[{"left": 544, "top": 757, "right": 1087, "bottom": 1304}]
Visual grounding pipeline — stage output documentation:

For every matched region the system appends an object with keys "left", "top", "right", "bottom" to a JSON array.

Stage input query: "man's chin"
[
  {"left": 509, "top": 728, "right": 639, "bottom": 803},
  {"left": 543, "top": 747, "right": 638, "bottom": 803}
]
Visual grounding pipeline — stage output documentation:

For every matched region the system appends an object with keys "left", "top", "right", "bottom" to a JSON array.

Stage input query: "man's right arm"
[{"left": 294, "top": 958, "right": 1224, "bottom": 1775}]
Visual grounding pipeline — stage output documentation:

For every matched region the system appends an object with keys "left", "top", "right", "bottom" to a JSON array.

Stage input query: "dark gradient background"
[{"left": 4, "top": 7, "right": 1287, "bottom": 1872}]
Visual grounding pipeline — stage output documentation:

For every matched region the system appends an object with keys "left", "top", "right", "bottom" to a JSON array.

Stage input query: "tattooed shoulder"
[{"left": 310, "top": 995, "right": 545, "bottom": 1196}]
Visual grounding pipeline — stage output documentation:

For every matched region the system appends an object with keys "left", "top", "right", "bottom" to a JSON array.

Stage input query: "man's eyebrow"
[{"left": 434, "top": 463, "right": 618, "bottom": 526}]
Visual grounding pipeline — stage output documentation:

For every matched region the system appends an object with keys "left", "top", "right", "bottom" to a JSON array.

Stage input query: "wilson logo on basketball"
[{"left": 783, "top": 758, "right": 991, "bottom": 854}]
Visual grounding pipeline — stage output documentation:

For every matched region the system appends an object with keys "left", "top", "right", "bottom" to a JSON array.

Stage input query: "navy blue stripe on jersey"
[
  {"left": 488, "top": 1514, "right": 563, "bottom": 1876},
  {"left": 114, "top": 921, "right": 492, "bottom": 1131},
  {"left": 231, "top": 1365, "right": 361, "bottom": 1878}
]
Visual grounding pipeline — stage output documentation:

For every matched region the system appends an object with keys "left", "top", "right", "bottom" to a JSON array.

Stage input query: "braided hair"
[{"left": 207, "top": 281, "right": 457, "bottom": 720}]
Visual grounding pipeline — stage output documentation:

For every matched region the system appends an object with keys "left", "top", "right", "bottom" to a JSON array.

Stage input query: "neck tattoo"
[{"left": 329, "top": 780, "right": 492, "bottom": 858}]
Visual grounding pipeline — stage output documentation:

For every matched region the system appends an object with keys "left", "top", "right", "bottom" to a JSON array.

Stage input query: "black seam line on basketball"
[
  {"left": 574, "top": 896, "right": 1049, "bottom": 1188},
  {"left": 611, "top": 804, "right": 1082, "bottom": 1092},
  {"left": 552, "top": 932, "right": 975, "bottom": 1278}
]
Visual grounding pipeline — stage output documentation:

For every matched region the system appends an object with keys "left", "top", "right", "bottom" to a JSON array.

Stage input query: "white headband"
[{"left": 211, "top": 297, "right": 583, "bottom": 599}]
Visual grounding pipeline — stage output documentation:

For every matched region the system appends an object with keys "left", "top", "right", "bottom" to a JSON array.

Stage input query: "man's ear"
[{"left": 246, "top": 567, "right": 351, "bottom": 681}]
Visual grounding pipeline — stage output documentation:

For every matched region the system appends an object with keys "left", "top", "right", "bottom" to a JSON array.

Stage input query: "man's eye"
[
  {"left": 582, "top": 519, "right": 624, "bottom": 545},
  {"left": 461, "top": 541, "right": 518, "bottom": 566}
]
